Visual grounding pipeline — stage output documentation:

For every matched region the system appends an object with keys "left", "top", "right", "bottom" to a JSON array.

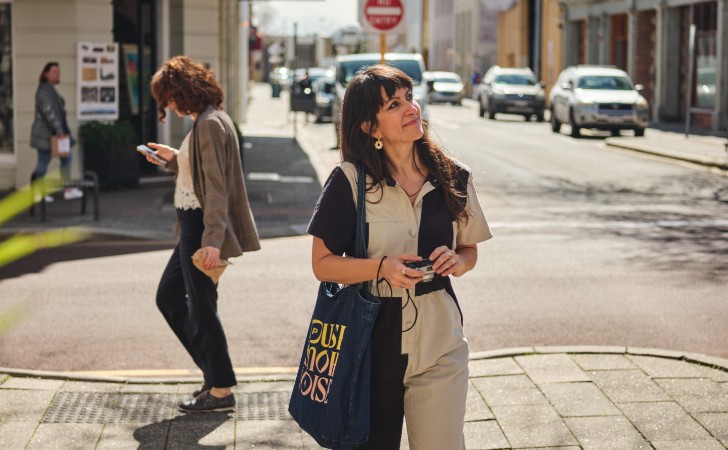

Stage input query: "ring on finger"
[
  {"left": 401, "top": 267, "right": 407, "bottom": 275},
  {"left": 451, "top": 258, "right": 456, "bottom": 266},
  {"left": 446, "top": 251, "right": 451, "bottom": 259}
]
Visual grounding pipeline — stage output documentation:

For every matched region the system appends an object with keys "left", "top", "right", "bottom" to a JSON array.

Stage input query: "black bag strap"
[{"left": 353, "top": 162, "right": 367, "bottom": 260}]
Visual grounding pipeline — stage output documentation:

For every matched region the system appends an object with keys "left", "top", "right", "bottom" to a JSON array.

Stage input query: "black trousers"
[
  {"left": 358, "top": 297, "right": 408, "bottom": 450},
  {"left": 156, "top": 208, "right": 236, "bottom": 388}
]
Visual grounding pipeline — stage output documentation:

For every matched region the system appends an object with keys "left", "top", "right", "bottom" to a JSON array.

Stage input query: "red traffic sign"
[{"left": 364, "top": 0, "right": 403, "bottom": 32}]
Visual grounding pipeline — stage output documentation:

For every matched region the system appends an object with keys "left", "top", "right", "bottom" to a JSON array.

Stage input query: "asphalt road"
[{"left": 1, "top": 100, "right": 726, "bottom": 374}]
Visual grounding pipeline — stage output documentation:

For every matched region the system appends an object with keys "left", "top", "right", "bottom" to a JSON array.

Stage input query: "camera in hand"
[{"left": 404, "top": 259, "right": 438, "bottom": 282}]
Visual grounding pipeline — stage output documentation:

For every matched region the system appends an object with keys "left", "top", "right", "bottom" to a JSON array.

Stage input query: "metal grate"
[
  {"left": 42, "top": 392, "right": 116, "bottom": 424},
  {"left": 42, "top": 391, "right": 291, "bottom": 424},
  {"left": 236, "top": 391, "right": 291, "bottom": 421},
  {"left": 107, "top": 393, "right": 177, "bottom": 424}
]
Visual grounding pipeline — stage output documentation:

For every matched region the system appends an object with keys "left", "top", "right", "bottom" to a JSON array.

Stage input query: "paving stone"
[
  {"left": 651, "top": 440, "right": 726, "bottom": 450},
  {"left": 491, "top": 404, "right": 577, "bottom": 448},
  {"left": 26, "top": 423, "right": 103, "bottom": 449},
  {"left": 0, "top": 389, "right": 55, "bottom": 423},
  {"left": 540, "top": 382, "right": 621, "bottom": 417},
  {"left": 60, "top": 381, "right": 123, "bottom": 393},
  {"left": 466, "top": 382, "right": 494, "bottom": 421},
  {"left": 469, "top": 357, "right": 523, "bottom": 378},
  {"left": 471, "top": 375, "right": 548, "bottom": 407},
  {"left": 534, "top": 345, "right": 625, "bottom": 354},
  {"left": 628, "top": 355, "right": 705, "bottom": 378},
  {"left": 236, "top": 419, "right": 303, "bottom": 449},
  {"left": 237, "top": 381, "right": 295, "bottom": 393},
  {"left": 463, "top": 420, "right": 509, "bottom": 449},
  {"left": 564, "top": 416, "right": 649, "bottom": 450},
  {"left": 656, "top": 378, "right": 728, "bottom": 413},
  {"left": 619, "top": 401, "right": 713, "bottom": 441},
  {"left": 0, "top": 377, "right": 65, "bottom": 391},
  {"left": 697, "top": 366, "right": 728, "bottom": 383},
  {"left": 695, "top": 413, "right": 728, "bottom": 447},
  {"left": 515, "top": 354, "right": 590, "bottom": 384},
  {"left": 97, "top": 423, "right": 158, "bottom": 450},
  {"left": 571, "top": 354, "right": 637, "bottom": 371},
  {"left": 0, "top": 422, "right": 37, "bottom": 449},
  {"left": 166, "top": 413, "right": 235, "bottom": 448},
  {"left": 589, "top": 370, "right": 671, "bottom": 403}
]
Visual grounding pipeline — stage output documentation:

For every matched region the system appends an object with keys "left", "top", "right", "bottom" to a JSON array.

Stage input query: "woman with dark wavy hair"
[
  {"left": 145, "top": 56, "right": 260, "bottom": 413},
  {"left": 307, "top": 65, "right": 492, "bottom": 448}
]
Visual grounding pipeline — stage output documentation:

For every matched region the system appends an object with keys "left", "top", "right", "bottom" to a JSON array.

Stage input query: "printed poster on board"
[{"left": 77, "top": 42, "right": 119, "bottom": 120}]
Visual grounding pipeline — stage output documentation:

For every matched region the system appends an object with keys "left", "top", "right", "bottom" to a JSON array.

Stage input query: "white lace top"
[{"left": 174, "top": 132, "right": 202, "bottom": 210}]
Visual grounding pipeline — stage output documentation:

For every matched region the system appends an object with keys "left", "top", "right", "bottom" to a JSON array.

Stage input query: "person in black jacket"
[{"left": 30, "top": 62, "right": 82, "bottom": 201}]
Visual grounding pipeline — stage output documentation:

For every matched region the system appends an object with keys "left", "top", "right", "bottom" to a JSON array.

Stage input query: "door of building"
[{"left": 113, "top": 0, "right": 158, "bottom": 175}]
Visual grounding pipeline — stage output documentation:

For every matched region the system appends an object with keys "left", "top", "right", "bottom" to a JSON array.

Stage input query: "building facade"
[
  {"left": 0, "top": 0, "right": 242, "bottom": 191},
  {"left": 560, "top": 0, "right": 727, "bottom": 131}
]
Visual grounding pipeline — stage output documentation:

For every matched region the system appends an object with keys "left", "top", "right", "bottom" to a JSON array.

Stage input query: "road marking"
[
  {"left": 491, "top": 219, "right": 728, "bottom": 230},
  {"left": 247, "top": 172, "right": 314, "bottom": 183}
]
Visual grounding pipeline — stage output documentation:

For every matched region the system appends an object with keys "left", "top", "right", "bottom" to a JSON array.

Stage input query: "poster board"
[{"left": 77, "top": 42, "right": 119, "bottom": 120}]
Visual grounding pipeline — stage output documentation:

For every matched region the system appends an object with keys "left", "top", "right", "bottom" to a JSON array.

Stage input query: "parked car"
[
  {"left": 477, "top": 66, "right": 545, "bottom": 121},
  {"left": 332, "top": 53, "right": 429, "bottom": 143},
  {"left": 313, "top": 76, "right": 335, "bottom": 123},
  {"left": 424, "top": 71, "right": 465, "bottom": 105},
  {"left": 549, "top": 65, "right": 649, "bottom": 137}
]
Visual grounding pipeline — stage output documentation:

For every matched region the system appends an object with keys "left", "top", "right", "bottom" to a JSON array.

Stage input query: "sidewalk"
[
  {"left": 1, "top": 85, "right": 727, "bottom": 448},
  {"left": 2, "top": 347, "right": 727, "bottom": 449}
]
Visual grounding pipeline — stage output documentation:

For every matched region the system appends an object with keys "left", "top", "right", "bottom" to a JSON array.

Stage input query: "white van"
[{"left": 332, "top": 53, "right": 429, "bottom": 138}]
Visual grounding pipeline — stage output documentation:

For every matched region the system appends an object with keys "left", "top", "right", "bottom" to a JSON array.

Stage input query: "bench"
[{"left": 29, "top": 171, "right": 100, "bottom": 222}]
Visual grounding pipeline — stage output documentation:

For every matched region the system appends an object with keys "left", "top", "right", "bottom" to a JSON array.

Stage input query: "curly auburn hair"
[
  {"left": 150, "top": 56, "right": 223, "bottom": 122},
  {"left": 340, "top": 65, "right": 468, "bottom": 223}
]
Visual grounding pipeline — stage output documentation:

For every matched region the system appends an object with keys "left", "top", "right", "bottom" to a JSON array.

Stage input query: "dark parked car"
[
  {"left": 313, "top": 76, "right": 335, "bottom": 123},
  {"left": 477, "top": 66, "right": 545, "bottom": 121}
]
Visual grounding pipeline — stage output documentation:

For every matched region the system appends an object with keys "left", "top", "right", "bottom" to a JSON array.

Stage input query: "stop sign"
[{"left": 364, "top": 0, "right": 403, "bottom": 32}]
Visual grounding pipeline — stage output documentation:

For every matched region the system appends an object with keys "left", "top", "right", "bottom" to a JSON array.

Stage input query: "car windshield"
[
  {"left": 434, "top": 77, "right": 460, "bottom": 83},
  {"left": 494, "top": 74, "right": 536, "bottom": 85},
  {"left": 576, "top": 75, "right": 633, "bottom": 90},
  {"left": 339, "top": 59, "right": 423, "bottom": 87}
]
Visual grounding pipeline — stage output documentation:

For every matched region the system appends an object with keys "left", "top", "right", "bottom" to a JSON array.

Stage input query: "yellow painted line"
[{"left": 70, "top": 367, "right": 298, "bottom": 378}]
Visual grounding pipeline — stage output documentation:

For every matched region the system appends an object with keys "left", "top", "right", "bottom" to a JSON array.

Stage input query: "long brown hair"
[
  {"left": 340, "top": 65, "right": 467, "bottom": 223},
  {"left": 150, "top": 56, "right": 224, "bottom": 122}
]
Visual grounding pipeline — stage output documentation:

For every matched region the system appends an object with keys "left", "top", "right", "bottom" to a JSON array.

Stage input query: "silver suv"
[
  {"left": 477, "top": 66, "right": 545, "bottom": 121},
  {"left": 549, "top": 65, "right": 649, "bottom": 137}
]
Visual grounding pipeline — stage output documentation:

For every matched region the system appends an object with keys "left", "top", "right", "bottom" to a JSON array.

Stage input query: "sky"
[{"left": 254, "top": 0, "right": 360, "bottom": 36}]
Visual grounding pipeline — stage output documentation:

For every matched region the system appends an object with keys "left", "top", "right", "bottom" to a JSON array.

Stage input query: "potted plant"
[{"left": 80, "top": 121, "right": 138, "bottom": 188}]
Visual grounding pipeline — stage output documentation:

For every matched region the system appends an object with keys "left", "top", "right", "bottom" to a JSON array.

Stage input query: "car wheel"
[
  {"left": 634, "top": 128, "right": 645, "bottom": 137},
  {"left": 550, "top": 108, "right": 561, "bottom": 133},
  {"left": 610, "top": 129, "right": 620, "bottom": 137},
  {"left": 478, "top": 98, "right": 485, "bottom": 117},
  {"left": 569, "top": 109, "right": 581, "bottom": 138},
  {"left": 536, "top": 113, "right": 545, "bottom": 122}
]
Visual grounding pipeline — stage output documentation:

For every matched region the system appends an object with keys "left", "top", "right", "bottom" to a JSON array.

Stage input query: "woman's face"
[
  {"left": 46, "top": 66, "right": 60, "bottom": 85},
  {"left": 373, "top": 86, "right": 423, "bottom": 147}
]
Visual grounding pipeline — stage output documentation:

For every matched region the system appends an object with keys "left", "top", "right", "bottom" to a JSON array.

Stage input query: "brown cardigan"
[{"left": 167, "top": 106, "right": 260, "bottom": 258}]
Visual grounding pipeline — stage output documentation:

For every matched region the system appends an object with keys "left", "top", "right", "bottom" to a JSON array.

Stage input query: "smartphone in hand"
[{"left": 136, "top": 144, "right": 167, "bottom": 166}]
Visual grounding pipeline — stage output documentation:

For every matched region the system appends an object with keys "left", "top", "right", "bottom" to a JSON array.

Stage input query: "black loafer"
[
  {"left": 192, "top": 383, "right": 211, "bottom": 398},
  {"left": 179, "top": 390, "right": 235, "bottom": 413}
]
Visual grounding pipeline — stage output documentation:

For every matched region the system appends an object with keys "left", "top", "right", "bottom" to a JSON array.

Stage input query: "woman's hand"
[
  {"left": 381, "top": 254, "right": 425, "bottom": 290},
  {"left": 201, "top": 246, "right": 220, "bottom": 270},
  {"left": 146, "top": 142, "right": 175, "bottom": 164},
  {"left": 429, "top": 245, "right": 477, "bottom": 278}
]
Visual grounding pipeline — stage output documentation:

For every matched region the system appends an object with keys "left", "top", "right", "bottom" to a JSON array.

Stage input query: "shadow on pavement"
[{"left": 133, "top": 413, "right": 230, "bottom": 449}]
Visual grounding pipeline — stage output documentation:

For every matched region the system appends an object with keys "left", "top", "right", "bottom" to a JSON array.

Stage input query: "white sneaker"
[
  {"left": 43, "top": 195, "right": 54, "bottom": 203},
  {"left": 63, "top": 188, "right": 84, "bottom": 200}
]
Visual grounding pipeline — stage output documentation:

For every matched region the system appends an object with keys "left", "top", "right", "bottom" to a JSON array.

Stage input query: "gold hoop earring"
[{"left": 374, "top": 137, "right": 383, "bottom": 150}]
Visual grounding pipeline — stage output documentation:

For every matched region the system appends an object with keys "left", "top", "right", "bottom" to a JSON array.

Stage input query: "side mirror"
[{"left": 634, "top": 84, "right": 644, "bottom": 92}]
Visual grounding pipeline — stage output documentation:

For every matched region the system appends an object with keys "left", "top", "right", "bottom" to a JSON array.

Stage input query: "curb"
[
  {"left": 605, "top": 137, "right": 728, "bottom": 170},
  {"left": 3, "top": 346, "right": 727, "bottom": 385},
  {"left": 469, "top": 346, "right": 728, "bottom": 372}
]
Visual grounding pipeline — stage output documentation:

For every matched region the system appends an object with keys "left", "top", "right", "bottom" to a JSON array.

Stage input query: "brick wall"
[{"left": 634, "top": 10, "right": 656, "bottom": 109}]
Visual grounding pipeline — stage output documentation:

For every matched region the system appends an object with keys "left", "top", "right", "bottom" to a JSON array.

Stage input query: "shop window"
[
  {"left": 0, "top": 3, "right": 12, "bottom": 154},
  {"left": 693, "top": 1, "right": 716, "bottom": 109}
]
